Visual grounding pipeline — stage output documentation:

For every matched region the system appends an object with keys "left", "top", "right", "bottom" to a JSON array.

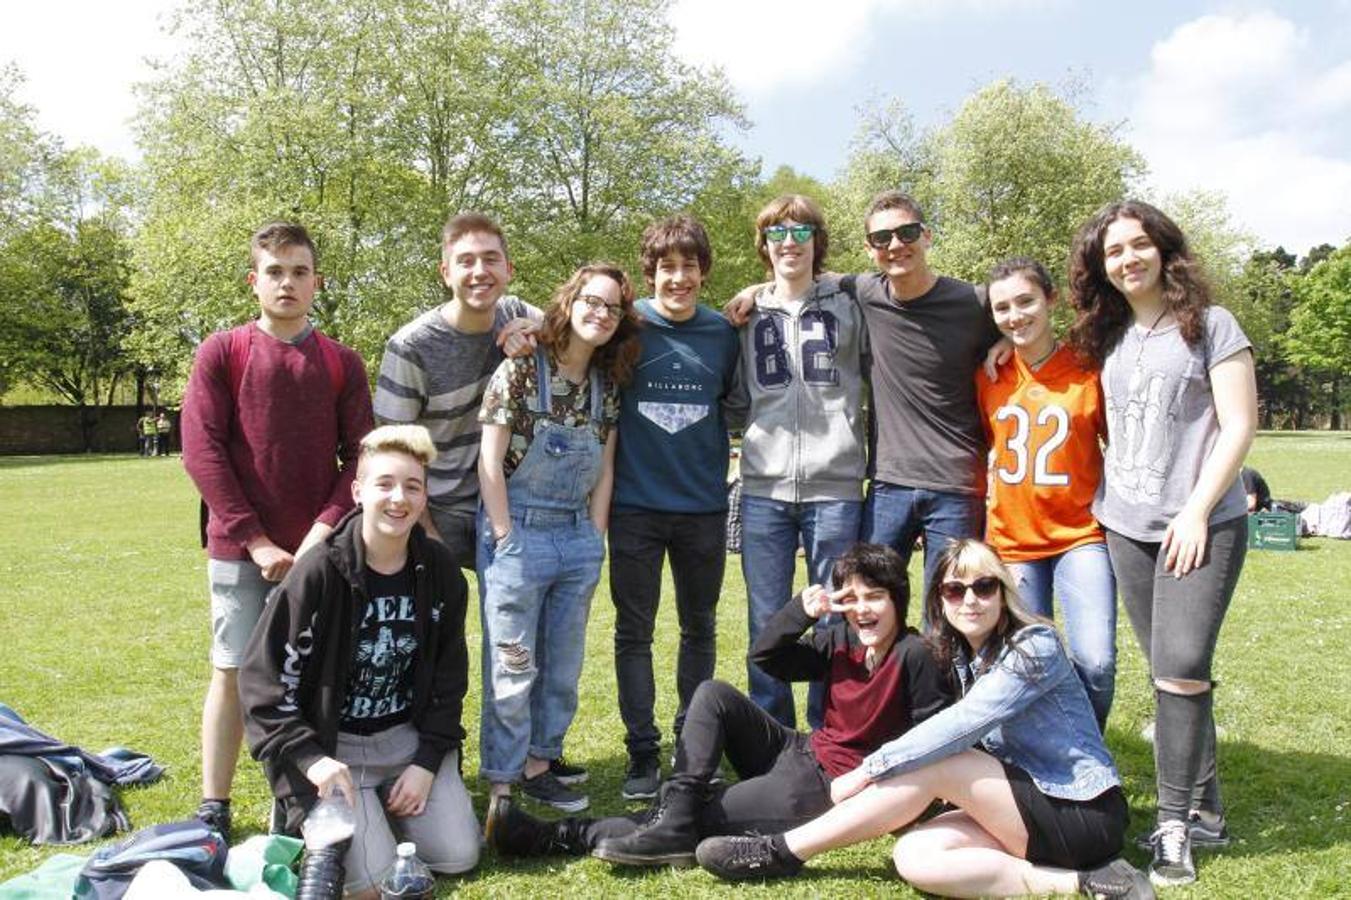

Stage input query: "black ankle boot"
[
  {"left": 592, "top": 782, "right": 703, "bottom": 866},
  {"left": 486, "top": 795, "right": 586, "bottom": 858}
]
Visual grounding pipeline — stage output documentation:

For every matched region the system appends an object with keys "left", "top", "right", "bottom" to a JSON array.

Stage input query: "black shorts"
[{"left": 1003, "top": 762, "right": 1127, "bottom": 869}]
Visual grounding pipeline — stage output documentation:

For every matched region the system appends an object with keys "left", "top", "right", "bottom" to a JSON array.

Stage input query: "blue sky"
[{"left": 4, "top": 0, "right": 1349, "bottom": 253}]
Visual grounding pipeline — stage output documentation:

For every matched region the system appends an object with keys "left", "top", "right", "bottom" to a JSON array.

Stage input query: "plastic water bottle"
[
  {"left": 295, "top": 795, "right": 356, "bottom": 900},
  {"left": 379, "top": 842, "right": 435, "bottom": 899}
]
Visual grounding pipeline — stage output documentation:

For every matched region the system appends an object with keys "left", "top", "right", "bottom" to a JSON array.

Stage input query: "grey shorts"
[
  {"left": 334, "top": 724, "right": 480, "bottom": 891},
  {"left": 207, "top": 558, "right": 273, "bottom": 668}
]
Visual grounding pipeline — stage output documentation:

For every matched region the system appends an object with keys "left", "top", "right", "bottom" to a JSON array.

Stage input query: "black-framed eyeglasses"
[
  {"left": 939, "top": 576, "right": 1001, "bottom": 603},
  {"left": 865, "top": 222, "right": 924, "bottom": 249},
  {"left": 763, "top": 223, "right": 816, "bottom": 244},
  {"left": 578, "top": 294, "right": 625, "bottom": 319}
]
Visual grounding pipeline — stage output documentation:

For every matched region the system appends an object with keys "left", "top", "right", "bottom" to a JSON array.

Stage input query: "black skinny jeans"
[
  {"left": 609, "top": 510, "right": 726, "bottom": 759},
  {"left": 578, "top": 679, "right": 834, "bottom": 847}
]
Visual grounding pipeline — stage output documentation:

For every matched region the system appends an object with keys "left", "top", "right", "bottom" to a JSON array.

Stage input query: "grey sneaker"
[
  {"left": 695, "top": 834, "right": 802, "bottom": 881},
  {"left": 1135, "top": 809, "right": 1230, "bottom": 851},
  {"left": 622, "top": 755, "right": 661, "bottom": 800},
  {"left": 1147, "top": 820, "right": 1196, "bottom": 887},
  {"left": 520, "top": 770, "right": 589, "bottom": 813},
  {"left": 549, "top": 755, "right": 589, "bottom": 786},
  {"left": 1079, "top": 858, "right": 1155, "bottom": 898}
]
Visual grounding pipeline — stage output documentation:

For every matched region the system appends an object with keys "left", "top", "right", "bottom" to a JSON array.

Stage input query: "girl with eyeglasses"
[
  {"left": 1067, "top": 201, "right": 1256, "bottom": 888},
  {"left": 476, "top": 263, "right": 642, "bottom": 812},
  {"left": 977, "top": 258, "right": 1116, "bottom": 731},
  {"left": 695, "top": 539, "right": 1151, "bottom": 899}
]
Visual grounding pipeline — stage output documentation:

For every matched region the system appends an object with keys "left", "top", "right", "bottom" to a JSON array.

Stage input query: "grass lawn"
[{"left": 1, "top": 432, "right": 1349, "bottom": 897}]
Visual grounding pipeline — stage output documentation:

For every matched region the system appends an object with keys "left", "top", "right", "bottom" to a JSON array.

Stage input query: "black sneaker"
[
  {"left": 1147, "top": 820, "right": 1196, "bottom": 887},
  {"left": 549, "top": 756, "right": 588, "bottom": 786},
  {"left": 195, "top": 799, "right": 232, "bottom": 839},
  {"left": 1079, "top": 858, "right": 1155, "bottom": 899},
  {"left": 520, "top": 770, "right": 589, "bottom": 813},
  {"left": 695, "top": 834, "right": 802, "bottom": 881},
  {"left": 622, "top": 755, "right": 661, "bottom": 800},
  {"left": 1134, "top": 809, "right": 1230, "bottom": 851}
]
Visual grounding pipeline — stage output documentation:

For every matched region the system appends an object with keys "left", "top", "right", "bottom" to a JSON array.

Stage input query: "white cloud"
[
  {"left": 669, "top": 0, "right": 1055, "bottom": 96},
  {"left": 669, "top": 0, "right": 885, "bottom": 95},
  {"left": 0, "top": 1, "right": 181, "bottom": 159},
  {"left": 1125, "top": 11, "right": 1351, "bottom": 252}
]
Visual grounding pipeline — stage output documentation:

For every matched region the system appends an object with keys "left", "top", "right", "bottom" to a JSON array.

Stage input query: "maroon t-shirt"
[
  {"left": 750, "top": 598, "right": 951, "bottom": 780},
  {"left": 810, "top": 632, "right": 942, "bottom": 777}
]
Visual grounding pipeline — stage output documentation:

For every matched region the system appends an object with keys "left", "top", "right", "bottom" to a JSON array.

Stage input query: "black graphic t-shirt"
[{"left": 340, "top": 564, "right": 418, "bottom": 735}]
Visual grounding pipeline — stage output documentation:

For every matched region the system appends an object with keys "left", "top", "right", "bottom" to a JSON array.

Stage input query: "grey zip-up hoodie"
[{"left": 732, "top": 277, "right": 870, "bottom": 503}]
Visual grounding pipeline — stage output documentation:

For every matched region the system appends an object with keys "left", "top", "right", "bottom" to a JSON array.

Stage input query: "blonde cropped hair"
[{"left": 359, "top": 424, "right": 436, "bottom": 470}]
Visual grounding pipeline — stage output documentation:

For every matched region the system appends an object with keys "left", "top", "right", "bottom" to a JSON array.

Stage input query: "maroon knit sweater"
[{"left": 182, "top": 322, "right": 374, "bottom": 560}]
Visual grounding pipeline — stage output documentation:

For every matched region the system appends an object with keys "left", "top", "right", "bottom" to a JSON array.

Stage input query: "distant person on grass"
[
  {"left": 374, "top": 212, "right": 541, "bottom": 571},
  {"left": 240, "top": 425, "right": 478, "bottom": 897},
  {"left": 483, "top": 543, "right": 951, "bottom": 867},
  {"left": 181, "top": 221, "right": 374, "bottom": 838},
  {"left": 729, "top": 194, "right": 868, "bottom": 732},
  {"left": 1240, "top": 466, "right": 1271, "bottom": 512},
  {"left": 155, "top": 410, "right": 173, "bottom": 455},
  {"left": 608, "top": 215, "right": 741, "bottom": 801}
]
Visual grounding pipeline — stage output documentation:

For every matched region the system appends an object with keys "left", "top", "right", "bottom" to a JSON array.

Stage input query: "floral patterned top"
[{"left": 478, "top": 352, "right": 620, "bottom": 477}]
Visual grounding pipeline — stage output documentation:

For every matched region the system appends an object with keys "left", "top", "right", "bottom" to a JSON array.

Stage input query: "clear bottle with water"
[
  {"left": 295, "top": 795, "right": 356, "bottom": 900},
  {"left": 379, "top": 842, "right": 435, "bottom": 900}
]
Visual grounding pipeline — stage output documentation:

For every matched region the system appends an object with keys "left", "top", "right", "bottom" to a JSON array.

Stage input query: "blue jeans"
[
  {"left": 1007, "top": 542, "right": 1117, "bottom": 729},
  {"left": 741, "top": 494, "right": 861, "bottom": 730},
  {"left": 863, "top": 481, "right": 984, "bottom": 598},
  {"left": 477, "top": 507, "right": 605, "bottom": 783}
]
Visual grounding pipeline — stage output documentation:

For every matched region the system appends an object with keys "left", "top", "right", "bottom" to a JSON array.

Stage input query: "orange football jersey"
[{"left": 977, "top": 345, "right": 1106, "bottom": 561}]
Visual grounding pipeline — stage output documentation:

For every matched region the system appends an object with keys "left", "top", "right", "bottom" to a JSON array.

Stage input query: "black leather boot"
[{"left": 591, "top": 781, "right": 703, "bottom": 866}]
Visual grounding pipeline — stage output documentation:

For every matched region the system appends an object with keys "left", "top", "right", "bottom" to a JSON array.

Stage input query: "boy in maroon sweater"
[
  {"left": 484, "top": 543, "right": 952, "bottom": 865},
  {"left": 182, "top": 222, "right": 374, "bottom": 835}
]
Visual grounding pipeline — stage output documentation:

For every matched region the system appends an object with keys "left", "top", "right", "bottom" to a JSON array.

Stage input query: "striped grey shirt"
[{"left": 374, "top": 297, "right": 535, "bottom": 514}]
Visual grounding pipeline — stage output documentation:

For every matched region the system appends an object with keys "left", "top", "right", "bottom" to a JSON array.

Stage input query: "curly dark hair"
[
  {"left": 1067, "top": 200, "right": 1213, "bottom": 368},
  {"left": 639, "top": 214, "right": 712, "bottom": 285},
  {"left": 539, "top": 263, "right": 643, "bottom": 386}
]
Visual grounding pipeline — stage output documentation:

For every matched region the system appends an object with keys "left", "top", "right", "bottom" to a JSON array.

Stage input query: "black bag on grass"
[{"left": 74, "top": 819, "right": 228, "bottom": 899}]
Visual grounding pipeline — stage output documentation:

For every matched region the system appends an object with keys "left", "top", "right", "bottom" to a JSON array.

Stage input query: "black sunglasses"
[
  {"left": 939, "top": 576, "right": 1001, "bottom": 603},
  {"left": 865, "top": 222, "right": 925, "bottom": 249}
]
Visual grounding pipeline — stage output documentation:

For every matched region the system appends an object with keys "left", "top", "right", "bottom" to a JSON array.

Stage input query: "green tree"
[
  {"left": 1286, "top": 245, "right": 1351, "bottom": 428},
  {"left": 129, "top": 0, "right": 749, "bottom": 386},
  {"left": 836, "top": 81, "right": 1143, "bottom": 286}
]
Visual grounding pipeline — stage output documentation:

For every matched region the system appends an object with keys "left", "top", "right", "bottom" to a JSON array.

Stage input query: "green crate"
[{"left": 1248, "top": 510, "right": 1298, "bottom": 551}]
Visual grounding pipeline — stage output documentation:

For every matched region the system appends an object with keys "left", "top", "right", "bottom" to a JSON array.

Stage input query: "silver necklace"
[{"left": 1133, "top": 308, "right": 1169, "bottom": 369}]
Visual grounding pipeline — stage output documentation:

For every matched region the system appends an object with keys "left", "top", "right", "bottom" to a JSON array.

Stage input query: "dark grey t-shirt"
[
  {"left": 843, "top": 273, "right": 1000, "bottom": 496},
  {"left": 1094, "top": 306, "right": 1252, "bottom": 541}
]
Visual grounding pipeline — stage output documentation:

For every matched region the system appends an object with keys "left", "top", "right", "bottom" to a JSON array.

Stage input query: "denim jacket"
[{"left": 861, "top": 624, "right": 1119, "bottom": 800}]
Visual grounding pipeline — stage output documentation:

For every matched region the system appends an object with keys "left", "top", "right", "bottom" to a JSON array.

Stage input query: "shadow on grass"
[{"left": 1109, "top": 729, "right": 1351, "bottom": 860}]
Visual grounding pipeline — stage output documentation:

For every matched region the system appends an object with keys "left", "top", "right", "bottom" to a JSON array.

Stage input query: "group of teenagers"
[{"left": 179, "top": 187, "right": 1257, "bottom": 899}]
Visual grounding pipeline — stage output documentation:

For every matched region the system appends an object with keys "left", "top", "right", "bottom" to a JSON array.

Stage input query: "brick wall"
[{"left": 0, "top": 406, "right": 176, "bottom": 455}]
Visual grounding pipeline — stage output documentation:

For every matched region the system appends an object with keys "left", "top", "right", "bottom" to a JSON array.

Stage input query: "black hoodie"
[{"left": 239, "top": 507, "right": 469, "bottom": 807}]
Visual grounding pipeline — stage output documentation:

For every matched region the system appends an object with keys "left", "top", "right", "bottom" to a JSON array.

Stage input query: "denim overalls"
[{"left": 477, "top": 348, "right": 608, "bottom": 783}]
